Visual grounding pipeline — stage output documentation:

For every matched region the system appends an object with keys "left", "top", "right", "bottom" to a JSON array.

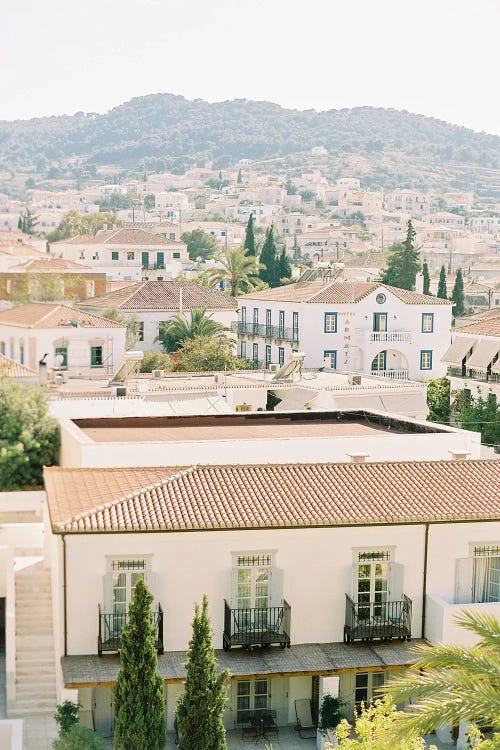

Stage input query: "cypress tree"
[
  {"left": 243, "top": 214, "right": 256, "bottom": 256},
  {"left": 451, "top": 268, "right": 466, "bottom": 316},
  {"left": 380, "top": 220, "right": 421, "bottom": 291},
  {"left": 177, "top": 596, "right": 229, "bottom": 750},
  {"left": 437, "top": 265, "right": 448, "bottom": 299},
  {"left": 113, "top": 580, "right": 165, "bottom": 750},
  {"left": 259, "top": 225, "right": 279, "bottom": 286},
  {"left": 237, "top": 168, "right": 243, "bottom": 184},
  {"left": 278, "top": 247, "right": 292, "bottom": 281},
  {"left": 422, "top": 261, "right": 431, "bottom": 295}
]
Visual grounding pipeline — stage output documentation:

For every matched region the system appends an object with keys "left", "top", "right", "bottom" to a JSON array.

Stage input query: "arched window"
[{"left": 371, "top": 351, "right": 386, "bottom": 371}]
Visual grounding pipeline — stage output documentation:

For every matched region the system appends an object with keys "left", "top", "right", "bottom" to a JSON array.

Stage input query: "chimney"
[
  {"left": 415, "top": 272, "right": 424, "bottom": 294},
  {"left": 448, "top": 450, "right": 470, "bottom": 461},
  {"left": 346, "top": 452, "right": 369, "bottom": 464}
]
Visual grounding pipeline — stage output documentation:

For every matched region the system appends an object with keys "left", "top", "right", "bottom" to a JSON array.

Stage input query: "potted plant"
[{"left": 317, "top": 694, "right": 345, "bottom": 749}]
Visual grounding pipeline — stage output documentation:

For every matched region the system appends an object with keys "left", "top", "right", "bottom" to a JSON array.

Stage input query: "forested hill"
[{"left": 1, "top": 93, "right": 499, "bottom": 192}]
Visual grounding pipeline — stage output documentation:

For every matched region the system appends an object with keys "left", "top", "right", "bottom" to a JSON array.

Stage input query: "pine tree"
[
  {"left": 451, "top": 267, "right": 466, "bottom": 316},
  {"left": 176, "top": 596, "right": 229, "bottom": 750},
  {"left": 422, "top": 261, "right": 431, "bottom": 295},
  {"left": 437, "top": 265, "right": 448, "bottom": 299},
  {"left": 237, "top": 168, "right": 243, "bottom": 184},
  {"left": 243, "top": 214, "right": 256, "bottom": 256},
  {"left": 259, "top": 225, "right": 279, "bottom": 286},
  {"left": 278, "top": 247, "right": 292, "bottom": 281},
  {"left": 380, "top": 220, "right": 421, "bottom": 291},
  {"left": 113, "top": 580, "right": 165, "bottom": 750}
]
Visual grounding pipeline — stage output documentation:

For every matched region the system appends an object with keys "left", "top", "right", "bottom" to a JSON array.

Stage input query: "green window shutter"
[{"left": 91, "top": 346, "right": 103, "bottom": 366}]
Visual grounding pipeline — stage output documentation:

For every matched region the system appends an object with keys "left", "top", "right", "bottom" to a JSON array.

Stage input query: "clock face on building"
[{"left": 376, "top": 293, "right": 386, "bottom": 304}]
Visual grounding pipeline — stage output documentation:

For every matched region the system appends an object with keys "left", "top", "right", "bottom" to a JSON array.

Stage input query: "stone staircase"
[{"left": 12, "top": 561, "right": 57, "bottom": 715}]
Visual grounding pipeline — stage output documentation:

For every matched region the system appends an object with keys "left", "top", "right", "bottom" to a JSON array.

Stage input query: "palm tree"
[
  {"left": 155, "top": 308, "right": 229, "bottom": 353},
  {"left": 204, "top": 248, "right": 265, "bottom": 297},
  {"left": 384, "top": 611, "right": 500, "bottom": 739}
]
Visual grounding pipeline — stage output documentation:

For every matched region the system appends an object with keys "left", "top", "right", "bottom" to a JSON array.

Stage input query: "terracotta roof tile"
[
  {"left": 454, "top": 312, "right": 500, "bottom": 338},
  {"left": 0, "top": 303, "right": 126, "bottom": 329},
  {"left": 44, "top": 460, "right": 500, "bottom": 534},
  {"left": 53, "top": 228, "right": 184, "bottom": 246},
  {"left": 240, "top": 282, "right": 452, "bottom": 305},
  {"left": 84, "top": 280, "right": 237, "bottom": 311}
]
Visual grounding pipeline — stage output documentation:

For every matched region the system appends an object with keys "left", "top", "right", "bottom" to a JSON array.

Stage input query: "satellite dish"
[{"left": 54, "top": 354, "right": 64, "bottom": 368}]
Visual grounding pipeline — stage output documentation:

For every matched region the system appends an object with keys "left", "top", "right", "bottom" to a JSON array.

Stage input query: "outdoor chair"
[
  {"left": 295, "top": 698, "right": 317, "bottom": 739},
  {"left": 262, "top": 710, "right": 279, "bottom": 740}
]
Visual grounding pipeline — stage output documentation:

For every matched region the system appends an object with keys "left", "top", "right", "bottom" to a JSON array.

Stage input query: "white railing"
[
  {"left": 370, "top": 369, "right": 409, "bottom": 380},
  {"left": 370, "top": 331, "right": 412, "bottom": 343}
]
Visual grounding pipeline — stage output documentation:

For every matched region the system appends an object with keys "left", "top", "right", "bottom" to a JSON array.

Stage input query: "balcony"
[
  {"left": 370, "top": 331, "right": 411, "bottom": 344},
  {"left": 98, "top": 604, "right": 164, "bottom": 655},
  {"left": 426, "top": 594, "right": 500, "bottom": 646},
  {"left": 223, "top": 600, "right": 291, "bottom": 650},
  {"left": 231, "top": 321, "right": 299, "bottom": 343},
  {"left": 343, "top": 595, "right": 412, "bottom": 643},
  {"left": 142, "top": 263, "right": 166, "bottom": 271},
  {"left": 369, "top": 369, "right": 409, "bottom": 380},
  {"left": 447, "top": 366, "right": 499, "bottom": 383}
]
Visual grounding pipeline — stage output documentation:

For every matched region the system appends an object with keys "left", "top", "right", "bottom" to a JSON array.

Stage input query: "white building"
[
  {"left": 235, "top": 281, "right": 452, "bottom": 381},
  {"left": 50, "top": 227, "right": 189, "bottom": 281},
  {"left": 81, "top": 279, "right": 237, "bottom": 352},
  {"left": 442, "top": 309, "right": 500, "bottom": 399},
  {"left": 40, "top": 447, "right": 499, "bottom": 739},
  {"left": 0, "top": 303, "right": 126, "bottom": 377}
]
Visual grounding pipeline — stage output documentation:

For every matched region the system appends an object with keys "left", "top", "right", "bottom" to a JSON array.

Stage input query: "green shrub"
[
  {"left": 53, "top": 725, "right": 105, "bottom": 750},
  {"left": 54, "top": 700, "right": 80, "bottom": 735}
]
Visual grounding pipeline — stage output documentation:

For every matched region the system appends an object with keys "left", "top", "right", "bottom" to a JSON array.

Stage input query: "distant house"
[
  {"left": 0, "top": 303, "right": 126, "bottom": 377},
  {"left": 50, "top": 227, "right": 189, "bottom": 282},
  {"left": 81, "top": 279, "right": 237, "bottom": 351},
  {"left": 0, "top": 258, "right": 107, "bottom": 302}
]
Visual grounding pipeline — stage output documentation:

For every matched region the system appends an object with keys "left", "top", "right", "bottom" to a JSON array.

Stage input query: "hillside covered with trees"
[{"left": 1, "top": 93, "right": 499, "bottom": 194}]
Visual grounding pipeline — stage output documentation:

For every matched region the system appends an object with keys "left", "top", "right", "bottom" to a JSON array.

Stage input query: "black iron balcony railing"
[
  {"left": 223, "top": 600, "right": 291, "bottom": 650},
  {"left": 231, "top": 321, "right": 299, "bottom": 343},
  {"left": 98, "top": 604, "right": 164, "bottom": 655},
  {"left": 447, "top": 366, "right": 499, "bottom": 383},
  {"left": 142, "top": 263, "right": 166, "bottom": 271},
  {"left": 343, "top": 594, "right": 412, "bottom": 643}
]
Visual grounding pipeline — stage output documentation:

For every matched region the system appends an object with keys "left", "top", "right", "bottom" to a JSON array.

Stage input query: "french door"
[{"left": 237, "top": 679, "right": 269, "bottom": 723}]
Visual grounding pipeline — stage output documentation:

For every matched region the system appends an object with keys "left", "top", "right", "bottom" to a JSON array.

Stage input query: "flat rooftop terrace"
[{"left": 73, "top": 410, "right": 441, "bottom": 444}]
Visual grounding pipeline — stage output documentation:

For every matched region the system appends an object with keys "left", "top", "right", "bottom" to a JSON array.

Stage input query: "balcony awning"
[
  {"left": 61, "top": 639, "right": 425, "bottom": 688},
  {"left": 466, "top": 338, "right": 500, "bottom": 370},
  {"left": 492, "top": 358, "right": 500, "bottom": 373},
  {"left": 441, "top": 336, "right": 475, "bottom": 365}
]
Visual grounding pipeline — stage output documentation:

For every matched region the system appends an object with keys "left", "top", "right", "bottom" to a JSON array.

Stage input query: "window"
[
  {"left": 156, "top": 252, "right": 165, "bottom": 269},
  {"left": 253, "top": 308, "right": 259, "bottom": 334},
  {"left": 91, "top": 345, "right": 103, "bottom": 367},
  {"left": 0, "top": 342, "right": 5, "bottom": 355},
  {"left": 371, "top": 351, "right": 386, "bottom": 371},
  {"left": 126, "top": 252, "right": 135, "bottom": 261},
  {"left": 421, "top": 313, "right": 434, "bottom": 333},
  {"left": 265, "top": 345, "right": 272, "bottom": 367},
  {"left": 324, "top": 350, "right": 337, "bottom": 369},
  {"left": 138, "top": 322, "right": 144, "bottom": 342},
  {"left": 240, "top": 341, "right": 247, "bottom": 358},
  {"left": 278, "top": 347, "right": 284, "bottom": 366},
  {"left": 252, "top": 343, "right": 258, "bottom": 362},
  {"left": 278, "top": 311, "right": 285, "bottom": 337},
  {"left": 173, "top": 252, "right": 181, "bottom": 259},
  {"left": 324, "top": 312, "right": 338, "bottom": 333},
  {"left": 241, "top": 306, "right": 247, "bottom": 325},
  {"left": 292, "top": 312, "right": 299, "bottom": 339},
  {"left": 266, "top": 309, "right": 272, "bottom": 336},
  {"left": 109, "top": 559, "right": 147, "bottom": 616},
  {"left": 19, "top": 342, "right": 25, "bottom": 365},
  {"left": 420, "top": 350, "right": 432, "bottom": 370},
  {"left": 355, "top": 672, "right": 385, "bottom": 712},
  {"left": 141, "top": 251, "right": 149, "bottom": 269},
  {"left": 169, "top": 233, "right": 176, "bottom": 240},
  {"left": 236, "top": 679, "right": 268, "bottom": 723},
  {"left": 373, "top": 313, "right": 387, "bottom": 332},
  {"left": 55, "top": 346, "right": 68, "bottom": 369},
  {"left": 456, "top": 545, "right": 500, "bottom": 604}
]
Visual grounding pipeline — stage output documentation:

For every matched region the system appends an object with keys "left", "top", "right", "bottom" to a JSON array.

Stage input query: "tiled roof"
[
  {"left": 61, "top": 639, "right": 424, "bottom": 686},
  {"left": 53, "top": 228, "right": 184, "bottom": 246},
  {"left": 454, "top": 312, "right": 500, "bottom": 338},
  {"left": 9, "top": 258, "right": 92, "bottom": 272},
  {"left": 84, "top": 280, "right": 237, "bottom": 311},
  {"left": 0, "top": 353, "right": 37, "bottom": 378},
  {"left": 44, "top": 460, "right": 500, "bottom": 534},
  {"left": 240, "top": 282, "right": 452, "bottom": 305},
  {"left": 0, "top": 303, "right": 126, "bottom": 329}
]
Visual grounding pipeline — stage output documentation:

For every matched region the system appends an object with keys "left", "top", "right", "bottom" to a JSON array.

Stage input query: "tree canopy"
[
  {"left": 451, "top": 268, "right": 466, "bottom": 316},
  {"left": 437, "top": 266, "right": 448, "bottom": 299},
  {"left": 0, "top": 380, "right": 60, "bottom": 491},
  {"left": 243, "top": 214, "right": 256, "bottom": 256},
  {"left": 47, "top": 210, "right": 120, "bottom": 242},
  {"left": 113, "top": 579, "right": 165, "bottom": 750},
  {"left": 181, "top": 229, "right": 219, "bottom": 261},
  {"left": 204, "top": 248, "right": 264, "bottom": 297},
  {"left": 426, "top": 377, "right": 450, "bottom": 423},
  {"left": 176, "top": 596, "right": 229, "bottom": 750},
  {"left": 422, "top": 262, "right": 431, "bottom": 295},
  {"left": 173, "top": 335, "right": 244, "bottom": 372},
  {"left": 259, "top": 225, "right": 280, "bottom": 287},
  {"left": 380, "top": 220, "right": 421, "bottom": 290},
  {"left": 156, "top": 309, "right": 228, "bottom": 353}
]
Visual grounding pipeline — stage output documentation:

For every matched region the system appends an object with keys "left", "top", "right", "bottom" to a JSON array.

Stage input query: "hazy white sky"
[{"left": 2, "top": 0, "right": 499, "bottom": 134}]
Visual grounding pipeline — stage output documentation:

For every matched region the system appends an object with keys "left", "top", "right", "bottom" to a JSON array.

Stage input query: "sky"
[{"left": 2, "top": 0, "right": 499, "bottom": 135}]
